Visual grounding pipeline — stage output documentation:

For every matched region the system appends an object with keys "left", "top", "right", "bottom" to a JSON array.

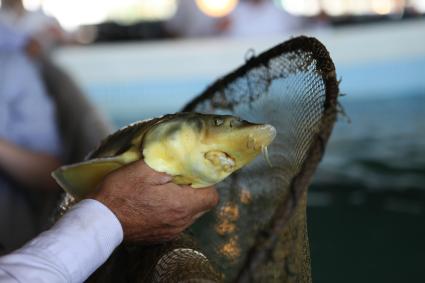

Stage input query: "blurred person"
[
  {"left": 221, "top": 0, "right": 302, "bottom": 38},
  {"left": 313, "top": 9, "right": 331, "bottom": 30},
  {"left": 0, "top": 21, "right": 62, "bottom": 252},
  {"left": 165, "top": 0, "right": 223, "bottom": 38},
  {"left": 0, "top": 160, "right": 220, "bottom": 282},
  {"left": 0, "top": 0, "right": 69, "bottom": 53}
]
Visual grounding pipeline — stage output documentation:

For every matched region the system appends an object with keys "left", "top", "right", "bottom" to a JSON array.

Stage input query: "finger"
[
  {"left": 186, "top": 186, "right": 220, "bottom": 215},
  {"left": 126, "top": 234, "right": 179, "bottom": 244},
  {"left": 145, "top": 227, "right": 186, "bottom": 243},
  {"left": 143, "top": 233, "right": 181, "bottom": 244},
  {"left": 193, "top": 211, "right": 207, "bottom": 220}
]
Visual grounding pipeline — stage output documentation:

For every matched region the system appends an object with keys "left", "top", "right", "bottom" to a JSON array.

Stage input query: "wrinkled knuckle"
[
  {"left": 171, "top": 198, "right": 184, "bottom": 209},
  {"left": 176, "top": 226, "right": 188, "bottom": 234},
  {"left": 174, "top": 198, "right": 191, "bottom": 212},
  {"left": 171, "top": 205, "right": 189, "bottom": 220},
  {"left": 167, "top": 232, "right": 181, "bottom": 241},
  {"left": 174, "top": 217, "right": 190, "bottom": 228}
]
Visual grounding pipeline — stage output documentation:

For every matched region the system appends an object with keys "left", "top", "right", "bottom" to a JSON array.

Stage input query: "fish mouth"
[
  {"left": 245, "top": 124, "right": 276, "bottom": 167},
  {"left": 205, "top": 150, "right": 236, "bottom": 173},
  {"left": 246, "top": 124, "right": 276, "bottom": 150}
]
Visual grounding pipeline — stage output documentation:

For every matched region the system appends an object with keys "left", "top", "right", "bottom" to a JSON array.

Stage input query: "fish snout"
[
  {"left": 261, "top": 124, "right": 277, "bottom": 143},
  {"left": 252, "top": 124, "right": 276, "bottom": 148}
]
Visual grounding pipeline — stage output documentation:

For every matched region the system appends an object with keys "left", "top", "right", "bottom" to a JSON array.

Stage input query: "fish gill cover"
[{"left": 87, "top": 36, "right": 340, "bottom": 283}]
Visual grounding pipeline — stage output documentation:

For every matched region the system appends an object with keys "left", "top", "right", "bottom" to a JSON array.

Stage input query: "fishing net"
[
  {"left": 180, "top": 36, "right": 339, "bottom": 282},
  {"left": 84, "top": 36, "right": 338, "bottom": 282}
]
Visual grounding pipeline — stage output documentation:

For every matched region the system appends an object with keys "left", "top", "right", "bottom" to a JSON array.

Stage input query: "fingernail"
[{"left": 194, "top": 211, "right": 206, "bottom": 219}]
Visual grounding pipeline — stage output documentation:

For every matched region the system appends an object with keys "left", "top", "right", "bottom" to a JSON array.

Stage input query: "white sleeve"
[{"left": 0, "top": 199, "right": 123, "bottom": 283}]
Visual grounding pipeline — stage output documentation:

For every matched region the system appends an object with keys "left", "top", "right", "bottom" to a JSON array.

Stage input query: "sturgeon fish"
[{"left": 52, "top": 112, "right": 276, "bottom": 199}]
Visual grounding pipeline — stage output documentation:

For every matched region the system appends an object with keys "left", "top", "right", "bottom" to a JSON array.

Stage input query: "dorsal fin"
[{"left": 87, "top": 116, "right": 164, "bottom": 159}]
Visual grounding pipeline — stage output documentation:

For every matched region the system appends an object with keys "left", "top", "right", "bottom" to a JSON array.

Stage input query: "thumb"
[{"left": 186, "top": 186, "right": 220, "bottom": 215}]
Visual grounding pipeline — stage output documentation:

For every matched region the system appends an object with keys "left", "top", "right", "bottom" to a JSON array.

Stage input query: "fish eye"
[{"left": 214, "top": 118, "right": 224, "bottom": 126}]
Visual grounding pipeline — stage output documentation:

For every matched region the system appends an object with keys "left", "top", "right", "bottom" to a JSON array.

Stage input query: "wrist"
[{"left": 87, "top": 192, "right": 125, "bottom": 232}]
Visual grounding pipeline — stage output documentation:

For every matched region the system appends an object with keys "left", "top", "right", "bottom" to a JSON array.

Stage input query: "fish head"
[
  {"left": 142, "top": 113, "right": 276, "bottom": 188},
  {"left": 200, "top": 114, "right": 276, "bottom": 170}
]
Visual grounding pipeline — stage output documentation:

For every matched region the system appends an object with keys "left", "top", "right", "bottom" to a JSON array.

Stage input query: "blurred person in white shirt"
[
  {"left": 222, "top": 0, "right": 302, "bottom": 38},
  {"left": 0, "top": 21, "right": 62, "bottom": 252},
  {"left": 165, "top": 0, "right": 223, "bottom": 38},
  {"left": 0, "top": 0, "right": 69, "bottom": 53}
]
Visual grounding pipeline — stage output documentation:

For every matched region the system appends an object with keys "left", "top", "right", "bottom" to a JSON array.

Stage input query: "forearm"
[
  {"left": 0, "top": 138, "right": 61, "bottom": 190},
  {"left": 0, "top": 199, "right": 123, "bottom": 283}
]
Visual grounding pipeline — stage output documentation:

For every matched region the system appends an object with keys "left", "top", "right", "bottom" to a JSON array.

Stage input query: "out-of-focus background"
[{"left": 2, "top": 0, "right": 425, "bottom": 281}]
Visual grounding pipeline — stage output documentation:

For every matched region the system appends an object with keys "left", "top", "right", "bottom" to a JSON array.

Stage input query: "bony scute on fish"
[{"left": 52, "top": 113, "right": 276, "bottom": 199}]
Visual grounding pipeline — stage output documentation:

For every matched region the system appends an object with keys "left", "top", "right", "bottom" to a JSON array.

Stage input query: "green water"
[
  {"left": 308, "top": 186, "right": 425, "bottom": 282},
  {"left": 307, "top": 94, "right": 425, "bottom": 282}
]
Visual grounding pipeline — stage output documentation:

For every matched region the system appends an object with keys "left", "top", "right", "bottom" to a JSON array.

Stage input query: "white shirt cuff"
[{"left": 0, "top": 199, "right": 123, "bottom": 283}]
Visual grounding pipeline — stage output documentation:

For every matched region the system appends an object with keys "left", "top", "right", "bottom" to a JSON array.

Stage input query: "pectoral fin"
[{"left": 52, "top": 158, "right": 124, "bottom": 199}]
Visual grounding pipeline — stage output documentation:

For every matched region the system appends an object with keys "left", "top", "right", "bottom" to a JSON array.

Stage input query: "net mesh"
[
  {"left": 181, "top": 36, "right": 339, "bottom": 282},
  {"left": 73, "top": 36, "right": 339, "bottom": 282}
]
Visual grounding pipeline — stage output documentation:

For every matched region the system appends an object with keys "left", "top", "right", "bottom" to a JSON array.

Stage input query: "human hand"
[
  {"left": 25, "top": 37, "right": 42, "bottom": 58},
  {"left": 0, "top": 138, "right": 61, "bottom": 191},
  {"left": 89, "top": 160, "right": 219, "bottom": 243}
]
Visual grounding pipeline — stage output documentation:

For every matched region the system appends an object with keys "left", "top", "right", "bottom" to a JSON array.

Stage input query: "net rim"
[{"left": 183, "top": 36, "right": 338, "bottom": 113}]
